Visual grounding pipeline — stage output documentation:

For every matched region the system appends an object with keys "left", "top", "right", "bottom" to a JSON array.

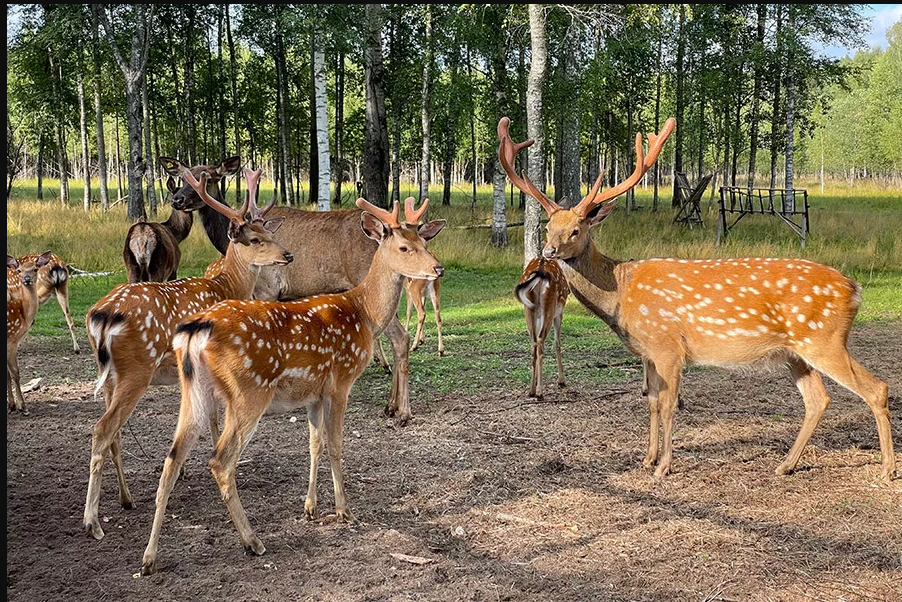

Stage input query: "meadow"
[{"left": 6, "top": 176, "right": 902, "bottom": 602}]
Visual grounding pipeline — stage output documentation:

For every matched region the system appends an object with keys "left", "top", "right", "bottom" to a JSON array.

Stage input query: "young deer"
[
  {"left": 123, "top": 177, "right": 194, "bottom": 283},
  {"left": 7, "top": 251, "right": 53, "bottom": 414},
  {"left": 499, "top": 116, "right": 895, "bottom": 482},
  {"left": 515, "top": 256, "right": 569, "bottom": 399},
  {"left": 8, "top": 251, "right": 80, "bottom": 353},
  {"left": 140, "top": 198, "right": 445, "bottom": 574},
  {"left": 82, "top": 168, "right": 293, "bottom": 541}
]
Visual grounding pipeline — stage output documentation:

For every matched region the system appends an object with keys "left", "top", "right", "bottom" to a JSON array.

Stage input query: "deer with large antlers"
[
  {"left": 515, "top": 256, "right": 569, "bottom": 399},
  {"left": 140, "top": 198, "right": 445, "bottom": 574},
  {"left": 161, "top": 156, "right": 438, "bottom": 425},
  {"left": 498, "top": 116, "right": 895, "bottom": 482},
  {"left": 82, "top": 168, "right": 294, "bottom": 541},
  {"left": 7, "top": 251, "right": 53, "bottom": 414}
]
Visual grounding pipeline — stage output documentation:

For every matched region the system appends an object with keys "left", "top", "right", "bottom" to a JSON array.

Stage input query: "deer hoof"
[
  {"left": 244, "top": 538, "right": 266, "bottom": 556},
  {"left": 140, "top": 560, "right": 158, "bottom": 576},
  {"left": 85, "top": 522, "right": 105, "bottom": 541}
]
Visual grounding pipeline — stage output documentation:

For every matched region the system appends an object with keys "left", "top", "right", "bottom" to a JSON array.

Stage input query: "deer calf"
[
  {"left": 140, "top": 198, "right": 445, "bottom": 574},
  {"left": 516, "top": 257, "right": 569, "bottom": 398},
  {"left": 499, "top": 116, "right": 895, "bottom": 482},
  {"left": 7, "top": 251, "right": 53, "bottom": 414},
  {"left": 404, "top": 277, "right": 444, "bottom": 355},
  {"left": 83, "top": 168, "right": 293, "bottom": 541},
  {"left": 8, "top": 251, "right": 80, "bottom": 353},
  {"left": 123, "top": 177, "right": 194, "bottom": 283}
]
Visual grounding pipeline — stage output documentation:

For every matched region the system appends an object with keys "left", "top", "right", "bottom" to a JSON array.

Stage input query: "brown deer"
[
  {"left": 82, "top": 168, "right": 294, "bottom": 541},
  {"left": 8, "top": 251, "right": 80, "bottom": 353},
  {"left": 123, "top": 177, "right": 194, "bottom": 283},
  {"left": 515, "top": 256, "right": 569, "bottom": 399},
  {"left": 7, "top": 251, "right": 53, "bottom": 414},
  {"left": 161, "top": 156, "right": 440, "bottom": 425},
  {"left": 140, "top": 198, "right": 445, "bottom": 574},
  {"left": 498, "top": 116, "right": 895, "bottom": 482}
]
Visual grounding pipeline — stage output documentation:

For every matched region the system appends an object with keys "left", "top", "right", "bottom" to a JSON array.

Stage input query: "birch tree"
[
  {"left": 524, "top": 4, "right": 547, "bottom": 266},
  {"left": 313, "top": 17, "right": 331, "bottom": 211}
]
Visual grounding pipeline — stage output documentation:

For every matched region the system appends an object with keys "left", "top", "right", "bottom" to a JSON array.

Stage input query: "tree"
[
  {"left": 96, "top": 4, "right": 154, "bottom": 221},
  {"left": 312, "top": 14, "right": 331, "bottom": 211},
  {"left": 419, "top": 5, "right": 434, "bottom": 205},
  {"left": 363, "top": 3, "right": 389, "bottom": 208},
  {"left": 91, "top": 7, "right": 110, "bottom": 211},
  {"left": 524, "top": 4, "right": 547, "bottom": 266}
]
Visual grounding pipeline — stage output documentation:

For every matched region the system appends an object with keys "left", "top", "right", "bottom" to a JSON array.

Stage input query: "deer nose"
[
  {"left": 171, "top": 195, "right": 186, "bottom": 210},
  {"left": 283, "top": 252, "right": 294, "bottom": 263},
  {"left": 542, "top": 247, "right": 557, "bottom": 259},
  {"left": 434, "top": 265, "right": 445, "bottom": 278}
]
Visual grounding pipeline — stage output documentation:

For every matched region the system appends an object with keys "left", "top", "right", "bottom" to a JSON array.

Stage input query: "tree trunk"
[
  {"left": 389, "top": 11, "right": 402, "bottom": 204},
  {"left": 333, "top": 50, "right": 345, "bottom": 206},
  {"left": 783, "top": 5, "right": 796, "bottom": 209},
  {"left": 313, "top": 18, "right": 331, "bottom": 211},
  {"left": 524, "top": 4, "right": 546, "bottom": 266},
  {"left": 673, "top": 4, "right": 687, "bottom": 203},
  {"left": 442, "top": 45, "right": 459, "bottom": 207},
  {"left": 309, "top": 29, "right": 319, "bottom": 209},
  {"left": 747, "top": 3, "right": 766, "bottom": 192},
  {"left": 770, "top": 4, "right": 784, "bottom": 190},
  {"left": 419, "top": 5, "right": 433, "bottom": 204},
  {"left": 275, "top": 22, "right": 295, "bottom": 205},
  {"left": 559, "top": 27, "right": 581, "bottom": 209},
  {"left": 142, "top": 73, "right": 157, "bottom": 215},
  {"left": 363, "top": 3, "right": 390, "bottom": 208},
  {"left": 653, "top": 25, "right": 663, "bottom": 211},
  {"left": 489, "top": 9, "right": 509, "bottom": 247},
  {"left": 37, "top": 132, "right": 45, "bottom": 200},
  {"left": 115, "top": 111, "right": 124, "bottom": 200},
  {"left": 78, "top": 67, "right": 92, "bottom": 212},
  {"left": 225, "top": 4, "right": 242, "bottom": 204},
  {"left": 49, "top": 51, "right": 70, "bottom": 205},
  {"left": 92, "top": 11, "right": 110, "bottom": 211},
  {"left": 183, "top": 5, "right": 197, "bottom": 165},
  {"left": 217, "top": 6, "right": 227, "bottom": 171},
  {"left": 467, "top": 43, "right": 478, "bottom": 210}
]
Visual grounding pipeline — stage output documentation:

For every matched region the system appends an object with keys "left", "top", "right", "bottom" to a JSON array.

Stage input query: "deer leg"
[
  {"left": 535, "top": 333, "right": 547, "bottom": 400},
  {"left": 642, "top": 358, "right": 660, "bottom": 469},
  {"left": 524, "top": 311, "right": 538, "bottom": 397},
  {"left": 412, "top": 299, "right": 427, "bottom": 351},
  {"left": 304, "top": 399, "right": 325, "bottom": 520},
  {"left": 84, "top": 371, "right": 151, "bottom": 540},
  {"left": 326, "top": 387, "right": 355, "bottom": 522},
  {"left": 372, "top": 335, "right": 392, "bottom": 374},
  {"left": 430, "top": 283, "right": 444, "bottom": 356},
  {"left": 806, "top": 349, "right": 895, "bottom": 481},
  {"left": 383, "top": 317, "right": 412, "bottom": 424},
  {"left": 7, "top": 345, "right": 26, "bottom": 413},
  {"left": 774, "top": 355, "right": 832, "bottom": 476},
  {"left": 405, "top": 291, "right": 414, "bottom": 330},
  {"left": 55, "top": 284, "right": 80, "bottom": 354},
  {"left": 553, "top": 309, "right": 565, "bottom": 388},
  {"left": 140, "top": 401, "right": 202, "bottom": 576},
  {"left": 650, "top": 355, "right": 683, "bottom": 479},
  {"left": 208, "top": 400, "right": 267, "bottom": 556}
]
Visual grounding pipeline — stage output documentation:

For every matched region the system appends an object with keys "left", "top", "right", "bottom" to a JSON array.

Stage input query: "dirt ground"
[{"left": 7, "top": 323, "right": 902, "bottom": 602}]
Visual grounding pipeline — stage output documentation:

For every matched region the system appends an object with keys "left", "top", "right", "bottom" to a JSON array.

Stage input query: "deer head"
[
  {"left": 160, "top": 156, "right": 241, "bottom": 211},
  {"left": 356, "top": 198, "right": 445, "bottom": 281},
  {"left": 7, "top": 251, "right": 52, "bottom": 288},
  {"left": 182, "top": 168, "right": 292, "bottom": 267},
  {"left": 498, "top": 117, "right": 676, "bottom": 261}
]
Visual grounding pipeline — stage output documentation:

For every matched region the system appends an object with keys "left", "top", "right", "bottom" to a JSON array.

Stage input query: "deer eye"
[
  {"left": 250, "top": 238, "right": 261, "bottom": 245},
  {"left": 399, "top": 246, "right": 409, "bottom": 253},
  {"left": 571, "top": 229, "right": 580, "bottom": 238}
]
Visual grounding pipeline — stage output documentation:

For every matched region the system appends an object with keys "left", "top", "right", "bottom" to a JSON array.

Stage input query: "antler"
[
  {"left": 241, "top": 168, "right": 278, "bottom": 221},
  {"left": 497, "top": 117, "right": 561, "bottom": 215},
  {"left": 182, "top": 170, "right": 250, "bottom": 223},
  {"left": 403, "top": 197, "right": 429, "bottom": 225},
  {"left": 356, "top": 198, "right": 402, "bottom": 229},
  {"left": 572, "top": 117, "right": 676, "bottom": 217}
]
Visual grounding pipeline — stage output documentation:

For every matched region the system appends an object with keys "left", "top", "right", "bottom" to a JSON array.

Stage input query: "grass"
[{"left": 7, "top": 175, "right": 901, "bottom": 394}]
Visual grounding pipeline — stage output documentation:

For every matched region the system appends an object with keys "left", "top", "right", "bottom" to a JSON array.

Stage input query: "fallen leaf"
[{"left": 21, "top": 378, "right": 42, "bottom": 393}]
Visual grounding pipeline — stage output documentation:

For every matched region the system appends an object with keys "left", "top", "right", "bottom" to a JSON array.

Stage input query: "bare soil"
[{"left": 7, "top": 324, "right": 902, "bottom": 602}]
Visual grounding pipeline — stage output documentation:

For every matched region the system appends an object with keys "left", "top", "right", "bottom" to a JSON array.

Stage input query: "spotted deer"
[
  {"left": 162, "top": 157, "right": 434, "bottom": 425},
  {"left": 8, "top": 251, "right": 80, "bottom": 353},
  {"left": 7, "top": 251, "right": 53, "bottom": 414},
  {"left": 140, "top": 198, "right": 445, "bottom": 574},
  {"left": 123, "top": 177, "right": 194, "bottom": 283},
  {"left": 82, "top": 168, "right": 294, "bottom": 541},
  {"left": 515, "top": 256, "right": 569, "bottom": 399},
  {"left": 499, "top": 116, "right": 895, "bottom": 482}
]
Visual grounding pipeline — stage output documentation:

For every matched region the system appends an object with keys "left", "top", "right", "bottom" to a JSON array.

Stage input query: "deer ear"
[
  {"left": 262, "top": 217, "right": 285, "bottom": 234},
  {"left": 36, "top": 251, "right": 53, "bottom": 267},
  {"left": 417, "top": 220, "right": 446, "bottom": 241},
  {"left": 360, "top": 212, "right": 389, "bottom": 242},
  {"left": 587, "top": 201, "right": 616, "bottom": 226},
  {"left": 159, "top": 157, "right": 186, "bottom": 177},
  {"left": 219, "top": 156, "right": 242, "bottom": 176},
  {"left": 166, "top": 176, "right": 179, "bottom": 194},
  {"left": 7, "top": 255, "right": 18, "bottom": 270}
]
